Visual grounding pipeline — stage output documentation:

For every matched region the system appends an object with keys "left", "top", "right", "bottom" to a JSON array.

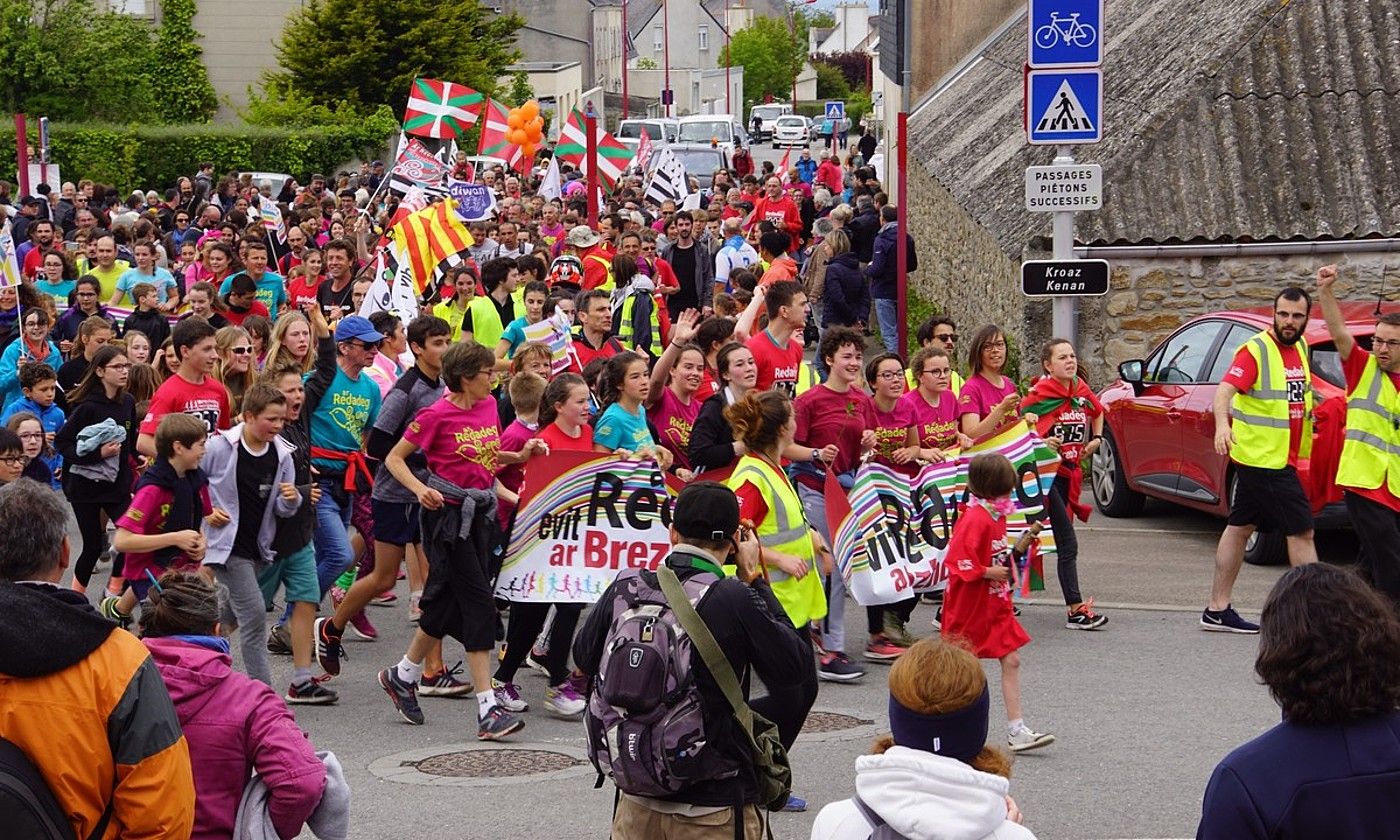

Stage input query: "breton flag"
[
  {"left": 403, "top": 78, "right": 483, "bottom": 139},
  {"left": 359, "top": 241, "right": 422, "bottom": 326},
  {"left": 644, "top": 146, "right": 690, "bottom": 205},
  {"left": 0, "top": 221, "right": 21, "bottom": 288},
  {"left": 389, "top": 199, "right": 476, "bottom": 294},
  {"left": 555, "top": 108, "right": 635, "bottom": 189}
]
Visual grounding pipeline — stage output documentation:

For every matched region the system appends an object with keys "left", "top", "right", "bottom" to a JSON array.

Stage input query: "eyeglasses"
[
  {"left": 103, "top": 363, "right": 132, "bottom": 371},
  {"left": 349, "top": 340, "right": 381, "bottom": 351},
  {"left": 18, "top": 432, "right": 43, "bottom": 441},
  {"left": 874, "top": 371, "right": 904, "bottom": 381},
  {"left": 230, "top": 346, "right": 254, "bottom": 355},
  {"left": 922, "top": 367, "right": 952, "bottom": 377},
  {"left": 176, "top": 217, "right": 189, "bottom": 223},
  {"left": 935, "top": 333, "right": 957, "bottom": 343},
  {"left": 1373, "top": 338, "right": 1400, "bottom": 349},
  {"left": 0, "top": 456, "right": 27, "bottom": 467},
  {"left": 984, "top": 341, "right": 1007, "bottom": 349},
  {"left": 73, "top": 197, "right": 88, "bottom": 203}
]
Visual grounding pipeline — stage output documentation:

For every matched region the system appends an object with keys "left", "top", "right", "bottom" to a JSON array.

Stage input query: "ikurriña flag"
[{"left": 404, "top": 77, "right": 484, "bottom": 139}]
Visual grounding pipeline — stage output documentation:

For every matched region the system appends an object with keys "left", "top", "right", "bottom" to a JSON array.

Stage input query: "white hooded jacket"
[{"left": 811, "top": 746, "right": 1037, "bottom": 840}]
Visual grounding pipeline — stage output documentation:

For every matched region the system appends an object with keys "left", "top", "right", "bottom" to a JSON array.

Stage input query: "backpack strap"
[
  {"left": 656, "top": 565, "right": 756, "bottom": 742},
  {"left": 86, "top": 793, "right": 115, "bottom": 840}
]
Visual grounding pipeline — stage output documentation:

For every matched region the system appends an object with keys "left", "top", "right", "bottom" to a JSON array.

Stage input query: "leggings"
[
  {"left": 496, "top": 602, "right": 583, "bottom": 685},
  {"left": 213, "top": 555, "right": 273, "bottom": 686},
  {"left": 866, "top": 598, "right": 917, "bottom": 634},
  {"left": 749, "top": 631, "right": 818, "bottom": 751},
  {"left": 1046, "top": 474, "right": 1083, "bottom": 606},
  {"left": 71, "top": 499, "right": 130, "bottom": 588}
]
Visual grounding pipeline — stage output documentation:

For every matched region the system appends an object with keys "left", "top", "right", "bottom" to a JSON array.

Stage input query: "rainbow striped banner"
[
  {"left": 106, "top": 305, "right": 183, "bottom": 327},
  {"left": 830, "top": 423, "right": 1059, "bottom": 606}
]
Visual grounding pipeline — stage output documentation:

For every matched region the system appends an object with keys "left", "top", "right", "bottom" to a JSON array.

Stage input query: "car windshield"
[
  {"left": 670, "top": 150, "right": 721, "bottom": 176},
  {"left": 776, "top": 117, "right": 806, "bottom": 128},
  {"left": 752, "top": 107, "right": 785, "bottom": 120},
  {"left": 618, "top": 123, "right": 663, "bottom": 140},
  {"left": 679, "top": 121, "right": 730, "bottom": 143}
]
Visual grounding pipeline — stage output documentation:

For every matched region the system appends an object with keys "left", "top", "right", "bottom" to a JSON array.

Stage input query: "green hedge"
[
  {"left": 793, "top": 96, "right": 870, "bottom": 129},
  {"left": 2, "top": 118, "right": 397, "bottom": 192}
]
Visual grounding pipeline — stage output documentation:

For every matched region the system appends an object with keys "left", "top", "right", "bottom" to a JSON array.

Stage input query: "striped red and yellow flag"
[{"left": 389, "top": 200, "right": 475, "bottom": 293}]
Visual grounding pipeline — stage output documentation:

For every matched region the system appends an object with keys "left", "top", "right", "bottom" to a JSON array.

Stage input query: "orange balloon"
[
  {"left": 529, "top": 116, "right": 545, "bottom": 133},
  {"left": 521, "top": 100, "right": 540, "bottom": 121},
  {"left": 507, "top": 111, "right": 524, "bottom": 129},
  {"left": 522, "top": 143, "right": 537, "bottom": 158}
]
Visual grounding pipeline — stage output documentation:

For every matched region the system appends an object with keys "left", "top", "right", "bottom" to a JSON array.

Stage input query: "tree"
[
  {"left": 814, "top": 63, "right": 851, "bottom": 101},
  {"left": 723, "top": 16, "right": 803, "bottom": 108},
  {"left": 151, "top": 0, "right": 217, "bottom": 123},
  {"left": 813, "top": 51, "right": 871, "bottom": 93},
  {"left": 268, "top": 0, "right": 525, "bottom": 115},
  {"left": 507, "top": 71, "right": 534, "bottom": 107}
]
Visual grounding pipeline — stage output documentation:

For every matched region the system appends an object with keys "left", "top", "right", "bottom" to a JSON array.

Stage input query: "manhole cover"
[
  {"left": 406, "top": 749, "right": 585, "bottom": 778},
  {"left": 802, "top": 711, "right": 874, "bottom": 734}
]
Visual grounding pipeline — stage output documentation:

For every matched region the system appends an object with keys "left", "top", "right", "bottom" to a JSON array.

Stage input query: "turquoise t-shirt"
[
  {"left": 308, "top": 367, "right": 381, "bottom": 474},
  {"left": 116, "top": 267, "right": 178, "bottom": 304},
  {"left": 35, "top": 278, "right": 76, "bottom": 304},
  {"left": 221, "top": 270, "right": 287, "bottom": 313},
  {"left": 499, "top": 316, "right": 531, "bottom": 357},
  {"left": 594, "top": 402, "right": 654, "bottom": 452}
]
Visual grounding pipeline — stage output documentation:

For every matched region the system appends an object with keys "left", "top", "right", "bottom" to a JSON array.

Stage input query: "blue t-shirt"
[
  {"left": 221, "top": 270, "right": 287, "bottom": 314},
  {"left": 499, "top": 316, "right": 532, "bottom": 357},
  {"left": 594, "top": 402, "right": 654, "bottom": 452},
  {"left": 115, "top": 267, "right": 179, "bottom": 304},
  {"left": 308, "top": 368, "right": 381, "bottom": 474},
  {"left": 35, "top": 278, "right": 76, "bottom": 304}
]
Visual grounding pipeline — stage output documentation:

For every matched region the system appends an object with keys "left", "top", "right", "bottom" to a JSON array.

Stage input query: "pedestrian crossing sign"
[
  {"left": 1026, "top": 69, "right": 1102, "bottom": 144},
  {"left": 825, "top": 101, "right": 845, "bottom": 121}
]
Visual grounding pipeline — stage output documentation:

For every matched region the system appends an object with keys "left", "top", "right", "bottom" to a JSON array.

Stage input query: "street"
[{"left": 67, "top": 491, "right": 1350, "bottom": 840}]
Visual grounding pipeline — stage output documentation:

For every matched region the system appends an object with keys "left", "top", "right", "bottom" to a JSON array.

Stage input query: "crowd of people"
[{"left": 0, "top": 143, "right": 1395, "bottom": 840}]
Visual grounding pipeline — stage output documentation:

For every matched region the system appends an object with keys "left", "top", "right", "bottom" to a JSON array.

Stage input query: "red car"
[{"left": 1091, "top": 302, "right": 1392, "bottom": 565}]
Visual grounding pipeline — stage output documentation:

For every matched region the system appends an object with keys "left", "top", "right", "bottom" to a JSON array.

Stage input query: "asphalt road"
[{"left": 63, "top": 487, "right": 1355, "bottom": 840}]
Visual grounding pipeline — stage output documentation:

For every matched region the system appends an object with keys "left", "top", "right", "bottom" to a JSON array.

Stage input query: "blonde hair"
[
  {"left": 213, "top": 326, "right": 255, "bottom": 413},
  {"left": 265, "top": 311, "right": 316, "bottom": 375}
]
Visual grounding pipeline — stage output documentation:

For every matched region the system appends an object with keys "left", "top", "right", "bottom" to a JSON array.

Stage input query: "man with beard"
[
  {"left": 1204, "top": 286, "right": 1317, "bottom": 633},
  {"left": 1316, "top": 264, "right": 1400, "bottom": 608},
  {"left": 19, "top": 219, "right": 56, "bottom": 279}
]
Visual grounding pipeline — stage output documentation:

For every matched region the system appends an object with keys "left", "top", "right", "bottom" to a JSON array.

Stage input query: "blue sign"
[
  {"left": 1028, "top": 0, "right": 1103, "bottom": 68},
  {"left": 1026, "top": 69, "right": 1102, "bottom": 144},
  {"left": 448, "top": 180, "right": 496, "bottom": 221},
  {"left": 825, "top": 101, "right": 845, "bottom": 121}
]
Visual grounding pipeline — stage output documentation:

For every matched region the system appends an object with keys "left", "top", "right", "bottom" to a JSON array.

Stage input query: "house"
[
  {"left": 888, "top": 0, "right": 1399, "bottom": 375},
  {"left": 809, "top": 2, "right": 876, "bottom": 55}
]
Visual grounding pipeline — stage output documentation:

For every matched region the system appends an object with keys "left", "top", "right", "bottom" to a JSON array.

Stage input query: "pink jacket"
[{"left": 143, "top": 637, "right": 325, "bottom": 840}]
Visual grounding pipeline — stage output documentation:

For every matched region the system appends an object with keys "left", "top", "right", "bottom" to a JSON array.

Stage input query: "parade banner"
[
  {"left": 448, "top": 180, "right": 497, "bottom": 221},
  {"left": 828, "top": 424, "right": 1060, "bottom": 606},
  {"left": 495, "top": 451, "right": 682, "bottom": 604}
]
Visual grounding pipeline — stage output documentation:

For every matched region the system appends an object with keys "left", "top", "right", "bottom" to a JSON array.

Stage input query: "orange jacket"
[{"left": 0, "top": 582, "right": 195, "bottom": 840}]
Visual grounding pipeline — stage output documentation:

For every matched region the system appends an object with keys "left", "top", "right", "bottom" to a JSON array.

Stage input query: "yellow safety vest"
[
  {"left": 725, "top": 455, "right": 827, "bottom": 627},
  {"left": 1335, "top": 353, "right": 1400, "bottom": 496},
  {"left": 795, "top": 361, "right": 818, "bottom": 396},
  {"left": 1230, "top": 330, "right": 1313, "bottom": 469},
  {"left": 617, "top": 292, "right": 661, "bottom": 354},
  {"left": 432, "top": 300, "right": 470, "bottom": 342},
  {"left": 467, "top": 295, "right": 507, "bottom": 351}
]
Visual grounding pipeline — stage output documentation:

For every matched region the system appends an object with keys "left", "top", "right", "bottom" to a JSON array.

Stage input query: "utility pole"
[{"left": 895, "top": 0, "right": 911, "bottom": 355}]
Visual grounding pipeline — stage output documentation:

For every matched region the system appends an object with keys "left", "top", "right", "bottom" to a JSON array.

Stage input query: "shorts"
[
  {"left": 1228, "top": 464, "right": 1313, "bottom": 535},
  {"left": 372, "top": 498, "right": 422, "bottom": 546},
  {"left": 256, "top": 543, "right": 320, "bottom": 605}
]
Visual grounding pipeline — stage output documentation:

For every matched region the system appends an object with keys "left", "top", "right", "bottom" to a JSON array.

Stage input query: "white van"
[
  {"left": 747, "top": 103, "right": 793, "bottom": 141},
  {"left": 615, "top": 119, "right": 669, "bottom": 152},
  {"left": 676, "top": 114, "right": 746, "bottom": 154}
]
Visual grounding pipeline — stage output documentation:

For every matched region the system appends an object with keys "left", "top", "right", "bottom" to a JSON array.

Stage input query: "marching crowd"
[{"left": 0, "top": 143, "right": 1395, "bottom": 840}]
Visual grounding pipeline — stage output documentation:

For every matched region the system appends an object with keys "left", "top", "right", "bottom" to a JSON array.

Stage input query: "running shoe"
[
  {"left": 266, "top": 623, "right": 293, "bottom": 655},
  {"left": 314, "top": 617, "right": 345, "bottom": 677},
  {"left": 370, "top": 591, "right": 398, "bottom": 607},
  {"left": 1066, "top": 600, "right": 1108, "bottom": 631},
  {"left": 525, "top": 640, "right": 550, "bottom": 675},
  {"left": 567, "top": 670, "right": 589, "bottom": 698},
  {"left": 1008, "top": 726, "right": 1055, "bottom": 752},
  {"left": 408, "top": 596, "right": 422, "bottom": 624},
  {"left": 781, "top": 794, "right": 807, "bottom": 812},
  {"left": 346, "top": 609, "right": 378, "bottom": 641},
  {"left": 377, "top": 666, "right": 425, "bottom": 725},
  {"left": 419, "top": 662, "right": 473, "bottom": 697},
  {"left": 98, "top": 596, "right": 131, "bottom": 630},
  {"left": 1200, "top": 604, "right": 1259, "bottom": 634},
  {"left": 931, "top": 606, "right": 943, "bottom": 630},
  {"left": 920, "top": 590, "right": 943, "bottom": 605},
  {"left": 491, "top": 679, "right": 530, "bottom": 712},
  {"left": 817, "top": 652, "right": 865, "bottom": 683},
  {"left": 477, "top": 706, "right": 525, "bottom": 741},
  {"left": 545, "top": 680, "right": 586, "bottom": 717},
  {"left": 863, "top": 635, "right": 907, "bottom": 662},
  {"left": 882, "top": 613, "right": 918, "bottom": 648},
  {"left": 285, "top": 679, "right": 339, "bottom": 705}
]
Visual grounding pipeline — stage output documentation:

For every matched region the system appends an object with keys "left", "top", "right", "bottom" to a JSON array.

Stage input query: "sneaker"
[
  {"left": 1013, "top": 604, "right": 1022, "bottom": 617},
  {"left": 419, "top": 662, "right": 474, "bottom": 697},
  {"left": 920, "top": 591, "right": 943, "bottom": 605},
  {"left": 285, "top": 679, "right": 339, "bottom": 705},
  {"left": 266, "top": 623, "right": 293, "bottom": 655},
  {"left": 491, "top": 679, "right": 530, "bottom": 712},
  {"left": 477, "top": 705, "right": 525, "bottom": 741},
  {"left": 346, "top": 609, "right": 378, "bottom": 641},
  {"left": 1200, "top": 604, "right": 1259, "bottom": 634},
  {"left": 817, "top": 652, "right": 865, "bottom": 682},
  {"left": 1066, "top": 601, "right": 1108, "bottom": 631},
  {"left": 863, "top": 635, "right": 907, "bottom": 661},
  {"left": 1008, "top": 726, "right": 1055, "bottom": 752},
  {"left": 781, "top": 793, "right": 807, "bottom": 812},
  {"left": 408, "top": 599, "right": 422, "bottom": 624},
  {"left": 98, "top": 596, "right": 131, "bottom": 630},
  {"left": 314, "top": 617, "right": 345, "bottom": 677},
  {"left": 566, "top": 670, "right": 589, "bottom": 697},
  {"left": 378, "top": 666, "right": 425, "bottom": 724},
  {"left": 931, "top": 606, "right": 943, "bottom": 630},
  {"left": 882, "top": 613, "right": 918, "bottom": 648},
  {"left": 525, "top": 640, "right": 550, "bottom": 675},
  {"left": 545, "top": 680, "right": 586, "bottom": 717},
  {"left": 370, "top": 591, "right": 398, "bottom": 607}
]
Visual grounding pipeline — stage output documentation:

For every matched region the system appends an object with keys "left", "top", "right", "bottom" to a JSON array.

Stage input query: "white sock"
[
  {"left": 409, "top": 590, "right": 422, "bottom": 602},
  {"left": 396, "top": 656, "right": 424, "bottom": 685},
  {"left": 1008, "top": 718, "right": 1025, "bottom": 736},
  {"left": 477, "top": 689, "right": 498, "bottom": 718}
]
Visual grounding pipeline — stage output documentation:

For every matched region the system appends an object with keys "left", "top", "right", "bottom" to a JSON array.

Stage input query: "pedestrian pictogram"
[
  {"left": 1026, "top": 69, "right": 1102, "bottom": 144},
  {"left": 825, "top": 101, "right": 845, "bottom": 121},
  {"left": 1037, "top": 81, "right": 1093, "bottom": 132}
]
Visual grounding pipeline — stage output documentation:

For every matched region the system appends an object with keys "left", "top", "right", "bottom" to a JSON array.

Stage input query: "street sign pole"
[{"left": 1052, "top": 145, "right": 1077, "bottom": 341}]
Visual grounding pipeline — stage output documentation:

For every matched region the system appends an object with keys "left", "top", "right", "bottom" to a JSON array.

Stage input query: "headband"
[{"left": 887, "top": 684, "right": 990, "bottom": 764}]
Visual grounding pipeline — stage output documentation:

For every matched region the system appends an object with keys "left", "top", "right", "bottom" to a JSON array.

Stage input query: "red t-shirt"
[
  {"left": 869, "top": 399, "right": 916, "bottom": 467},
  {"left": 536, "top": 422, "right": 595, "bottom": 453},
  {"left": 223, "top": 301, "right": 271, "bottom": 327},
  {"left": 285, "top": 273, "right": 323, "bottom": 312},
  {"left": 139, "top": 374, "right": 232, "bottom": 436},
  {"left": 1222, "top": 335, "right": 1307, "bottom": 464},
  {"left": 580, "top": 245, "right": 614, "bottom": 291},
  {"left": 901, "top": 388, "right": 959, "bottom": 451},
  {"left": 746, "top": 329, "right": 803, "bottom": 397},
  {"left": 694, "top": 369, "right": 719, "bottom": 405},
  {"left": 496, "top": 419, "right": 536, "bottom": 528},
  {"left": 792, "top": 384, "right": 876, "bottom": 489},
  {"left": 1339, "top": 347, "right": 1400, "bottom": 511},
  {"left": 733, "top": 480, "right": 770, "bottom": 526},
  {"left": 567, "top": 330, "right": 624, "bottom": 375},
  {"left": 939, "top": 502, "right": 1031, "bottom": 659},
  {"left": 958, "top": 373, "right": 1019, "bottom": 425},
  {"left": 647, "top": 387, "right": 701, "bottom": 472}
]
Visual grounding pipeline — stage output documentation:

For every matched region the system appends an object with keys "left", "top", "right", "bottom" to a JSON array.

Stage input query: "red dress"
[{"left": 940, "top": 502, "right": 1031, "bottom": 659}]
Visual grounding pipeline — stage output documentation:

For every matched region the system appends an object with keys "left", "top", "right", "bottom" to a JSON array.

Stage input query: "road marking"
[{"left": 1018, "top": 598, "right": 1259, "bottom": 615}]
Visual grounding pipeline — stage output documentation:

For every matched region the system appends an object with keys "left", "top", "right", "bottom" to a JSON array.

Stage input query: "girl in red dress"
[{"left": 941, "top": 452, "right": 1055, "bottom": 753}]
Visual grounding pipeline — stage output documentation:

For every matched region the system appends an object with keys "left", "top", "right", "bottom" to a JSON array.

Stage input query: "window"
[
  {"left": 654, "top": 25, "right": 664, "bottom": 53},
  {"left": 1205, "top": 323, "right": 1256, "bottom": 384},
  {"left": 1147, "top": 321, "right": 1226, "bottom": 384},
  {"left": 698, "top": 26, "right": 709, "bottom": 51}
]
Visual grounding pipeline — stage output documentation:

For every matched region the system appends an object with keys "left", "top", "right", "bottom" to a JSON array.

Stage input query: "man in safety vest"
[
  {"left": 567, "top": 225, "right": 615, "bottom": 292},
  {"left": 1205, "top": 286, "right": 1318, "bottom": 634},
  {"left": 1317, "top": 264, "right": 1400, "bottom": 607}
]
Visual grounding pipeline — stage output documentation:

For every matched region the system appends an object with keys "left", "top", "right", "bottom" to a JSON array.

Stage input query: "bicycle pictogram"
[{"left": 1034, "top": 12, "right": 1097, "bottom": 50}]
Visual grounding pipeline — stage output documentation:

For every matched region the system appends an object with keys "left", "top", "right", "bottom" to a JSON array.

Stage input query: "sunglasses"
[
  {"left": 935, "top": 333, "right": 958, "bottom": 343},
  {"left": 230, "top": 346, "right": 254, "bottom": 355}
]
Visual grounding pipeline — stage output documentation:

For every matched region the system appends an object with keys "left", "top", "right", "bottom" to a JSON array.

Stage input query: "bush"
[{"left": 1, "top": 118, "right": 397, "bottom": 192}]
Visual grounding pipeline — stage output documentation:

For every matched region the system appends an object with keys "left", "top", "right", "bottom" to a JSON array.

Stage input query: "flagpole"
[
  {"left": 663, "top": 0, "right": 672, "bottom": 119},
  {"left": 586, "top": 113, "right": 600, "bottom": 227},
  {"left": 621, "top": 0, "right": 629, "bottom": 121}
]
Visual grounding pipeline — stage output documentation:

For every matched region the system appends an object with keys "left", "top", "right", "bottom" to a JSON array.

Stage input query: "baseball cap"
[
  {"left": 671, "top": 482, "right": 740, "bottom": 543},
  {"left": 566, "top": 224, "right": 600, "bottom": 248},
  {"left": 333, "top": 315, "right": 385, "bottom": 343}
]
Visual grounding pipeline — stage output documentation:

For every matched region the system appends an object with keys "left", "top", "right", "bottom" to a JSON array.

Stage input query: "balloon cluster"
[{"left": 506, "top": 100, "right": 545, "bottom": 160}]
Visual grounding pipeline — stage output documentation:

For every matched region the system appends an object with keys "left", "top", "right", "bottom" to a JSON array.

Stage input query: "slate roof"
[{"left": 908, "top": 0, "right": 1400, "bottom": 248}]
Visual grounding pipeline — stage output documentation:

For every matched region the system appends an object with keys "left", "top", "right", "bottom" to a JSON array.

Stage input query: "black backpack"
[{"left": 0, "top": 735, "right": 112, "bottom": 840}]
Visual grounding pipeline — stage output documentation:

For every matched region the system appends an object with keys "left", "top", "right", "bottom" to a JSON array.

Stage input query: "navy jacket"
[
  {"left": 820, "top": 252, "right": 869, "bottom": 328},
  {"left": 866, "top": 221, "right": 918, "bottom": 301},
  {"left": 1197, "top": 711, "right": 1400, "bottom": 840}
]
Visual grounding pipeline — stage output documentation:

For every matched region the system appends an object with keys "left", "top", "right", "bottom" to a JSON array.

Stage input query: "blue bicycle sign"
[{"left": 1028, "top": 0, "right": 1104, "bottom": 68}]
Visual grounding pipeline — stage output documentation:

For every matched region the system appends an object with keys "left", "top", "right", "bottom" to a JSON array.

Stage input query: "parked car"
[
  {"left": 1091, "top": 303, "right": 1393, "bottom": 564},
  {"left": 616, "top": 119, "right": 669, "bottom": 153},
  {"left": 771, "top": 115, "right": 811, "bottom": 149},
  {"left": 666, "top": 144, "right": 731, "bottom": 190},
  {"left": 676, "top": 115, "right": 745, "bottom": 154},
  {"left": 747, "top": 103, "right": 792, "bottom": 141},
  {"left": 239, "top": 171, "right": 292, "bottom": 198}
]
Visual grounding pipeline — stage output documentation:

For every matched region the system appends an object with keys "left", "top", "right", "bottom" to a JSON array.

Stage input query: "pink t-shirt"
[
  {"left": 869, "top": 399, "right": 915, "bottom": 463},
  {"left": 496, "top": 418, "right": 536, "bottom": 528},
  {"left": 648, "top": 388, "right": 702, "bottom": 471},
  {"left": 116, "top": 482, "right": 213, "bottom": 582},
  {"left": 900, "top": 388, "right": 959, "bottom": 450},
  {"left": 957, "top": 373, "right": 1019, "bottom": 424},
  {"left": 404, "top": 396, "right": 501, "bottom": 493}
]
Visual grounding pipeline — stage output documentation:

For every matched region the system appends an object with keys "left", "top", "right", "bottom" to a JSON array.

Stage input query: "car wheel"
[
  {"left": 1229, "top": 472, "right": 1288, "bottom": 566},
  {"left": 1091, "top": 428, "right": 1146, "bottom": 517}
]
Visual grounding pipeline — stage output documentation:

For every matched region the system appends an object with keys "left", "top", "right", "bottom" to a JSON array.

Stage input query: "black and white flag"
[{"left": 644, "top": 146, "right": 690, "bottom": 206}]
